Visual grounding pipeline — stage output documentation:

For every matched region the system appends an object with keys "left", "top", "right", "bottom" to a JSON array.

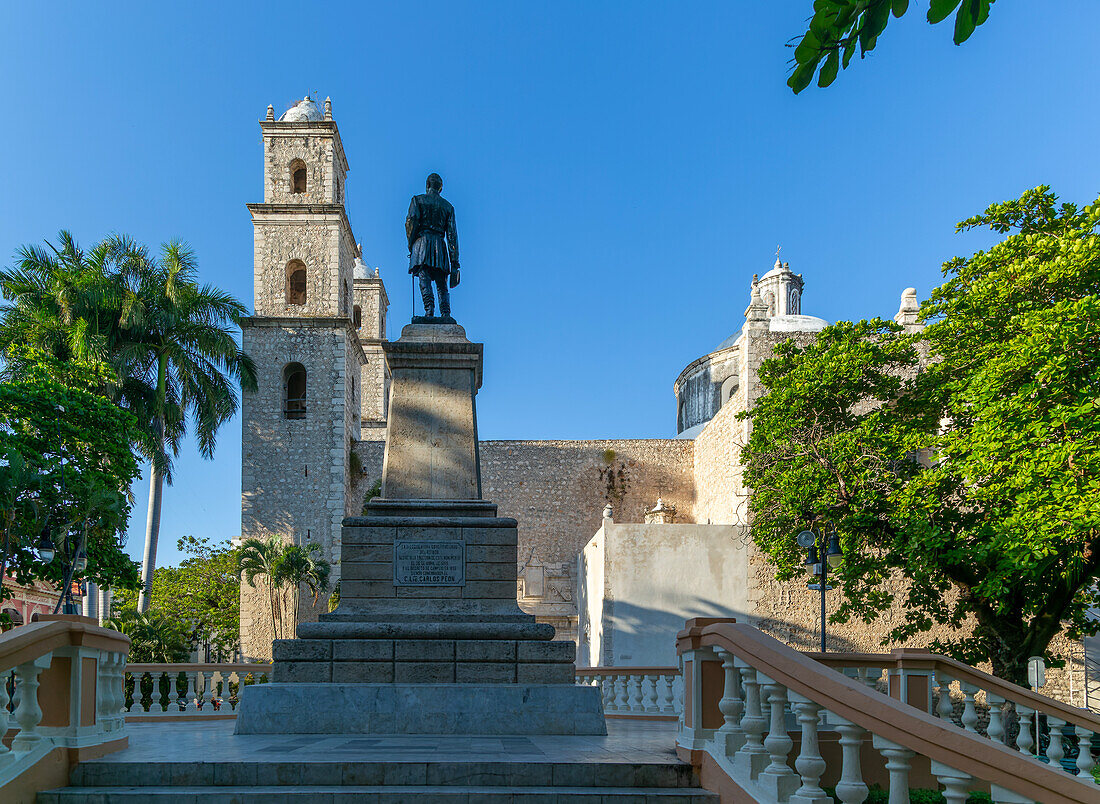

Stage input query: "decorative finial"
[
  {"left": 746, "top": 275, "right": 769, "bottom": 323},
  {"left": 895, "top": 287, "right": 920, "bottom": 330},
  {"left": 603, "top": 503, "right": 613, "bottom": 521},
  {"left": 782, "top": 261, "right": 790, "bottom": 271},
  {"left": 266, "top": 104, "right": 274, "bottom": 121},
  {"left": 324, "top": 96, "right": 332, "bottom": 120},
  {"left": 356, "top": 242, "right": 363, "bottom": 257}
]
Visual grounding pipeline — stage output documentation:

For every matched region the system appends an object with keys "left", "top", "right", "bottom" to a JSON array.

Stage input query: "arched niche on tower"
[
  {"left": 289, "top": 158, "right": 307, "bottom": 194},
  {"left": 283, "top": 363, "right": 307, "bottom": 419},
  {"left": 286, "top": 260, "right": 307, "bottom": 305}
]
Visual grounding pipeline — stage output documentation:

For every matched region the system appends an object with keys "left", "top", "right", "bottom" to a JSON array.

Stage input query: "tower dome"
[{"left": 279, "top": 96, "right": 323, "bottom": 122}]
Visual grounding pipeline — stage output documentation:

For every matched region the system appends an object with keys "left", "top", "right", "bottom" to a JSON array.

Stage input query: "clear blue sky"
[{"left": 3, "top": 2, "right": 1098, "bottom": 569}]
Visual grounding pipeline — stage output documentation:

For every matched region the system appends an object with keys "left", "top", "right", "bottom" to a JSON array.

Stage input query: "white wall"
[{"left": 577, "top": 521, "right": 750, "bottom": 667}]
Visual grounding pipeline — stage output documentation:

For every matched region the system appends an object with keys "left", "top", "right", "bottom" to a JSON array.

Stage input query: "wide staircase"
[
  {"left": 9, "top": 614, "right": 1100, "bottom": 802},
  {"left": 41, "top": 756, "right": 716, "bottom": 801}
]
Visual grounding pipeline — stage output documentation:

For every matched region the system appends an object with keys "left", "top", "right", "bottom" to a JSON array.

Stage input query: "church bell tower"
[{"left": 239, "top": 96, "right": 369, "bottom": 659}]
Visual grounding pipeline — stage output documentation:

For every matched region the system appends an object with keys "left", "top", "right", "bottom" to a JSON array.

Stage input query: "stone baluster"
[
  {"left": 759, "top": 679, "right": 798, "bottom": 800},
  {"left": 226, "top": 672, "right": 239, "bottom": 710},
  {"left": 1046, "top": 717, "right": 1066, "bottom": 769},
  {"left": 123, "top": 671, "right": 137, "bottom": 713},
  {"left": 110, "top": 653, "right": 126, "bottom": 722},
  {"left": 874, "top": 736, "right": 915, "bottom": 804},
  {"left": 1075, "top": 726, "right": 1095, "bottom": 778},
  {"left": 96, "top": 654, "right": 113, "bottom": 724},
  {"left": 174, "top": 671, "right": 188, "bottom": 713},
  {"left": 11, "top": 655, "right": 52, "bottom": 752},
  {"left": 1016, "top": 704, "right": 1035, "bottom": 755},
  {"left": 644, "top": 674, "right": 660, "bottom": 713},
  {"left": 0, "top": 672, "right": 13, "bottom": 770},
  {"left": 959, "top": 682, "right": 979, "bottom": 734},
  {"left": 986, "top": 694, "right": 1006, "bottom": 745},
  {"left": 833, "top": 719, "right": 869, "bottom": 804},
  {"left": 788, "top": 695, "right": 828, "bottom": 804},
  {"left": 600, "top": 675, "right": 616, "bottom": 713},
  {"left": 616, "top": 675, "right": 631, "bottom": 712},
  {"left": 198, "top": 670, "right": 213, "bottom": 711},
  {"left": 732, "top": 662, "right": 768, "bottom": 779},
  {"left": 715, "top": 649, "right": 745, "bottom": 753},
  {"left": 660, "top": 674, "right": 677, "bottom": 714},
  {"left": 154, "top": 672, "right": 168, "bottom": 713},
  {"left": 184, "top": 672, "right": 200, "bottom": 713},
  {"left": 932, "top": 763, "right": 973, "bottom": 804},
  {"left": 935, "top": 673, "right": 955, "bottom": 725},
  {"left": 630, "top": 674, "right": 645, "bottom": 713}
]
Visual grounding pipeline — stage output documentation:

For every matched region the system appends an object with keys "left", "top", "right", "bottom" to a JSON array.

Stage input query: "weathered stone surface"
[
  {"left": 272, "top": 639, "right": 332, "bottom": 662},
  {"left": 235, "top": 683, "right": 606, "bottom": 735},
  {"left": 273, "top": 661, "right": 332, "bottom": 684},
  {"left": 332, "top": 639, "right": 393, "bottom": 661},
  {"left": 518, "top": 641, "right": 576, "bottom": 663}
]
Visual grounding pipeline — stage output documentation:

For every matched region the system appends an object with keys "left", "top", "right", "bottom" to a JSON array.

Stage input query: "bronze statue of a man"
[{"left": 406, "top": 173, "right": 460, "bottom": 318}]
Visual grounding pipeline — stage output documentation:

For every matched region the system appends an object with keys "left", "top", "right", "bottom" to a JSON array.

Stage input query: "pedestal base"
[{"left": 234, "top": 683, "right": 607, "bottom": 735}]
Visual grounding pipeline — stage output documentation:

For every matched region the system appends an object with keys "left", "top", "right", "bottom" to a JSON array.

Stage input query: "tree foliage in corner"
[
  {"left": 789, "top": 0, "right": 997, "bottom": 93},
  {"left": 742, "top": 187, "right": 1100, "bottom": 684},
  {"left": 0, "top": 350, "right": 141, "bottom": 608},
  {"left": 112, "top": 536, "right": 240, "bottom": 660}
]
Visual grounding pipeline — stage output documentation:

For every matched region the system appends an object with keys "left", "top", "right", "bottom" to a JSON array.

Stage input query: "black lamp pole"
[{"left": 800, "top": 526, "right": 843, "bottom": 653}]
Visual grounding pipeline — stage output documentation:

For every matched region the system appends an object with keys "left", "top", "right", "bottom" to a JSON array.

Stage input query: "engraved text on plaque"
[{"left": 393, "top": 540, "right": 466, "bottom": 586}]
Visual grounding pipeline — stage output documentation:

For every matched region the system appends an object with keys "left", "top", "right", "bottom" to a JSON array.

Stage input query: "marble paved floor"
[{"left": 104, "top": 720, "right": 684, "bottom": 766}]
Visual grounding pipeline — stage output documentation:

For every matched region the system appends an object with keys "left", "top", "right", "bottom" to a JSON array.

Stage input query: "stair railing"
[
  {"left": 677, "top": 618, "right": 1100, "bottom": 804},
  {"left": 0, "top": 614, "right": 130, "bottom": 798}
]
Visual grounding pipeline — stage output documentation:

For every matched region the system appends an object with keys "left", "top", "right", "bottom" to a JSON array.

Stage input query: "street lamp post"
[{"left": 797, "top": 526, "right": 843, "bottom": 652}]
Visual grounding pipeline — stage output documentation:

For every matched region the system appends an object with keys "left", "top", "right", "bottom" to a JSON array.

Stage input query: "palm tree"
[
  {"left": 238, "top": 536, "right": 332, "bottom": 640},
  {"left": 239, "top": 536, "right": 287, "bottom": 640},
  {"left": 1, "top": 232, "right": 258, "bottom": 612},
  {"left": 0, "top": 231, "right": 119, "bottom": 375},
  {"left": 105, "top": 235, "right": 257, "bottom": 610},
  {"left": 275, "top": 543, "right": 331, "bottom": 636}
]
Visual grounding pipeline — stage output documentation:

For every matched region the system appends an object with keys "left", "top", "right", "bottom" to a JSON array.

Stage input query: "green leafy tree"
[
  {"left": 0, "top": 360, "right": 141, "bottom": 607},
  {"left": 113, "top": 536, "right": 240, "bottom": 660},
  {"left": 0, "top": 232, "right": 258, "bottom": 613},
  {"left": 105, "top": 608, "right": 190, "bottom": 663},
  {"left": 789, "top": 1, "right": 998, "bottom": 93},
  {"left": 743, "top": 187, "right": 1100, "bottom": 684}
]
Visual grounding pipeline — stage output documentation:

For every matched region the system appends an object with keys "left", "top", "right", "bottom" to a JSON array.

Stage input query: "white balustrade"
[
  {"left": 1076, "top": 726, "right": 1096, "bottom": 777},
  {"left": 1046, "top": 717, "right": 1066, "bottom": 768},
  {"left": 873, "top": 736, "right": 915, "bottom": 804},
  {"left": 987, "top": 693, "right": 1006, "bottom": 744},
  {"left": 759, "top": 679, "right": 798, "bottom": 800},
  {"left": 715, "top": 649, "right": 745, "bottom": 753},
  {"left": 788, "top": 694, "right": 828, "bottom": 804},
  {"left": 1016, "top": 704, "right": 1035, "bottom": 755},
  {"left": 574, "top": 669, "right": 682, "bottom": 718},
  {"left": 11, "top": 656, "right": 51, "bottom": 752},
  {"left": 834, "top": 720, "right": 869, "bottom": 804},
  {"left": 960, "top": 681, "right": 980, "bottom": 734}
]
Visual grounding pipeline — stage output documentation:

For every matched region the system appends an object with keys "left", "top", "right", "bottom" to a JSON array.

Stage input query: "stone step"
[
  {"left": 70, "top": 760, "right": 700, "bottom": 789},
  {"left": 39, "top": 785, "right": 720, "bottom": 803}
]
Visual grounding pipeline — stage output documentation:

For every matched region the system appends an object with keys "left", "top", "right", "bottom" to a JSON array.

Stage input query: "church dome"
[
  {"left": 353, "top": 256, "right": 371, "bottom": 280},
  {"left": 279, "top": 97, "right": 323, "bottom": 122}
]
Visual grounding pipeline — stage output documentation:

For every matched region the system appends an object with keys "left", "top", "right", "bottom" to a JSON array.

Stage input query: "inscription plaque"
[{"left": 394, "top": 540, "right": 466, "bottom": 586}]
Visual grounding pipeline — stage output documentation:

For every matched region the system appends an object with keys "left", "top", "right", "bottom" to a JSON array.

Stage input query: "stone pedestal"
[{"left": 236, "top": 320, "right": 605, "bottom": 735}]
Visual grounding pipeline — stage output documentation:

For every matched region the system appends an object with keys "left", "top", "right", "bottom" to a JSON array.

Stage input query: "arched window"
[
  {"left": 286, "top": 260, "right": 306, "bottom": 305},
  {"left": 284, "top": 363, "right": 306, "bottom": 419},
  {"left": 290, "top": 159, "right": 307, "bottom": 194},
  {"left": 720, "top": 375, "right": 739, "bottom": 407},
  {"left": 353, "top": 305, "right": 362, "bottom": 329}
]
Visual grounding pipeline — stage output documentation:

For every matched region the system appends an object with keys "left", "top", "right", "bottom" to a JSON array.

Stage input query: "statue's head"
[{"left": 426, "top": 173, "right": 443, "bottom": 193}]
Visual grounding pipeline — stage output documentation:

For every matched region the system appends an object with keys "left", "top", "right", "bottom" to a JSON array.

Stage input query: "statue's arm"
[
  {"left": 447, "top": 208, "right": 459, "bottom": 267},
  {"left": 405, "top": 197, "right": 417, "bottom": 250}
]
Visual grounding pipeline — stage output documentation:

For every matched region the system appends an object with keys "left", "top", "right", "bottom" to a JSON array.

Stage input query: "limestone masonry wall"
[{"left": 480, "top": 439, "right": 695, "bottom": 567}]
